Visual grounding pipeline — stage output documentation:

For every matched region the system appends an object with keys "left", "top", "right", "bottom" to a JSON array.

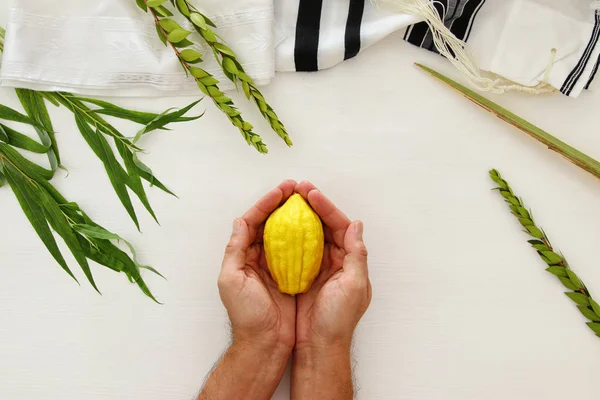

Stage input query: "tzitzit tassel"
[{"left": 374, "top": 0, "right": 556, "bottom": 95}]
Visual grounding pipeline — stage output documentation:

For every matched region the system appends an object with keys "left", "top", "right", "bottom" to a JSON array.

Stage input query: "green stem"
[{"left": 417, "top": 63, "right": 600, "bottom": 181}]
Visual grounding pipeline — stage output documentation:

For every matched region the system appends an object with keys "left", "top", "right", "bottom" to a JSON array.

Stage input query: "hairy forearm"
[
  {"left": 197, "top": 341, "right": 291, "bottom": 400},
  {"left": 291, "top": 343, "right": 354, "bottom": 400}
]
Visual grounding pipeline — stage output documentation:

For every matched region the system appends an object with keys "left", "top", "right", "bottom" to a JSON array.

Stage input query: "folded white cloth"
[
  {"left": 0, "top": 0, "right": 275, "bottom": 96},
  {"left": 3, "top": 0, "right": 600, "bottom": 98}
]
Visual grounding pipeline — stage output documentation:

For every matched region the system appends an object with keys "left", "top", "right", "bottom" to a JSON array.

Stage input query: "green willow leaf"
[
  {"left": 0, "top": 143, "right": 54, "bottom": 180},
  {"left": 0, "top": 124, "right": 7, "bottom": 142},
  {"left": 133, "top": 154, "right": 176, "bottom": 196},
  {"left": 15, "top": 89, "right": 59, "bottom": 164},
  {"left": 115, "top": 139, "right": 158, "bottom": 223},
  {"left": 74, "top": 114, "right": 140, "bottom": 229},
  {"left": 566, "top": 269, "right": 583, "bottom": 289},
  {"left": 0, "top": 124, "right": 50, "bottom": 153},
  {"left": 73, "top": 224, "right": 120, "bottom": 241},
  {"left": 578, "top": 306, "right": 600, "bottom": 322},
  {"left": 134, "top": 99, "right": 203, "bottom": 141},
  {"left": 37, "top": 186, "right": 99, "bottom": 292},
  {"left": 0, "top": 104, "right": 43, "bottom": 128},
  {"left": 2, "top": 162, "right": 77, "bottom": 282}
]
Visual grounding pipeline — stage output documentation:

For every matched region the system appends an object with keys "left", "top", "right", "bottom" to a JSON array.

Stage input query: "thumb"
[
  {"left": 222, "top": 218, "right": 250, "bottom": 273},
  {"left": 343, "top": 221, "right": 369, "bottom": 278}
]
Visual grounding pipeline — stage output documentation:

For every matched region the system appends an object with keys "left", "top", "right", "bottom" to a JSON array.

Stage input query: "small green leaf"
[
  {"left": 180, "top": 49, "right": 203, "bottom": 63},
  {"left": 559, "top": 277, "right": 580, "bottom": 291},
  {"left": 546, "top": 266, "right": 568, "bottom": 277},
  {"left": 578, "top": 306, "right": 600, "bottom": 322},
  {"left": 159, "top": 18, "right": 181, "bottom": 33},
  {"left": 200, "top": 76, "right": 220, "bottom": 86},
  {"left": 590, "top": 298, "right": 600, "bottom": 316},
  {"left": 136, "top": 0, "right": 148, "bottom": 11},
  {"left": 190, "top": 67, "right": 209, "bottom": 79},
  {"left": 586, "top": 322, "right": 600, "bottom": 335},
  {"left": 213, "top": 42, "right": 236, "bottom": 58},
  {"left": 565, "top": 292, "right": 590, "bottom": 306},
  {"left": 532, "top": 243, "right": 550, "bottom": 252},
  {"left": 167, "top": 28, "right": 191, "bottom": 43},
  {"left": 154, "top": 5, "right": 173, "bottom": 17},
  {"left": 146, "top": 0, "right": 167, "bottom": 7},
  {"left": 172, "top": 39, "right": 194, "bottom": 48},
  {"left": 541, "top": 251, "right": 563, "bottom": 264},
  {"left": 223, "top": 57, "right": 239, "bottom": 74},
  {"left": 200, "top": 28, "right": 216, "bottom": 43},
  {"left": 176, "top": 0, "right": 190, "bottom": 16},
  {"left": 156, "top": 23, "right": 167, "bottom": 46},
  {"left": 526, "top": 225, "right": 543, "bottom": 238},
  {"left": 190, "top": 12, "right": 207, "bottom": 30},
  {"left": 518, "top": 217, "right": 533, "bottom": 227},
  {"left": 566, "top": 269, "right": 583, "bottom": 289}
]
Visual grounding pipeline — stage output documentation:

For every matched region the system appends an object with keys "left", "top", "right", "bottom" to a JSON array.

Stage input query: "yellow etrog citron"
[{"left": 264, "top": 194, "right": 324, "bottom": 295}]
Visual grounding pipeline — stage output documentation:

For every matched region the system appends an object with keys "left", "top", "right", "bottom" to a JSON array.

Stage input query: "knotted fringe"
[{"left": 374, "top": 0, "right": 556, "bottom": 95}]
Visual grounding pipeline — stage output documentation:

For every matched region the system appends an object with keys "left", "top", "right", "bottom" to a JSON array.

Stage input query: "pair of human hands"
[{"left": 218, "top": 180, "right": 372, "bottom": 357}]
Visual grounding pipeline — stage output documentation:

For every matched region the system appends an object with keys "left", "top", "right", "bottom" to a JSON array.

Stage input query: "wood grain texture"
[{"left": 1, "top": 6, "right": 600, "bottom": 400}]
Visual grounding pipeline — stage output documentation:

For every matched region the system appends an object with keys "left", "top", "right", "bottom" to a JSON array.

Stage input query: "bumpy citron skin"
[{"left": 264, "top": 194, "right": 324, "bottom": 295}]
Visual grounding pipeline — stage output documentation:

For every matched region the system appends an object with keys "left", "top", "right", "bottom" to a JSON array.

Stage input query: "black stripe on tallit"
[
  {"left": 344, "top": 0, "right": 365, "bottom": 60},
  {"left": 294, "top": 0, "right": 324, "bottom": 72},
  {"left": 561, "top": 10, "right": 600, "bottom": 95},
  {"left": 449, "top": 0, "right": 487, "bottom": 42},
  {"left": 585, "top": 55, "right": 600, "bottom": 90}
]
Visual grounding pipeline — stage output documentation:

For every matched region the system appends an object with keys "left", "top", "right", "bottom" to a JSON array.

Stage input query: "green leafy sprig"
[
  {"left": 173, "top": 0, "right": 292, "bottom": 146},
  {"left": 137, "top": 0, "right": 292, "bottom": 153},
  {"left": 1, "top": 30, "right": 201, "bottom": 299},
  {"left": 0, "top": 147, "right": 159, "bottom": 301},
  {"left": 490, "top": 169, "right": 600, "bottom": 338}
]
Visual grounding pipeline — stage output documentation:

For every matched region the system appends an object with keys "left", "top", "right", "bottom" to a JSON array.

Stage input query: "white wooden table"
[{"left": 1, "top": 6, "right": 600, "bottom": 400}]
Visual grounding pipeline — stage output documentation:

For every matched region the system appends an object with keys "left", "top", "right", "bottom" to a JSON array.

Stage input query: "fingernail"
[
  {"left": 232, "top": 219, "right": 241, "bottom": 233},
  {"left": 354, "top": 221, "right": 363, "bottom": 239}
]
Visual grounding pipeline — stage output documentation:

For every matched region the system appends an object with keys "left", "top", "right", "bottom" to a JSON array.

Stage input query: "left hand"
[{"left": 218, "top": 180, "right": 297, "bottom": 353}]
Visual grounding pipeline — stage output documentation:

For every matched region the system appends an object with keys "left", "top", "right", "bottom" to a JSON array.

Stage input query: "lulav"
[{"left": 490, "top": 169, "right": 600, "bottom": 338}]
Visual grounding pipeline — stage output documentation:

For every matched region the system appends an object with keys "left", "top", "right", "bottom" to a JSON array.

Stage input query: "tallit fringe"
[{"left": 374, "top": 0, "right": 556, "bottom": 95}]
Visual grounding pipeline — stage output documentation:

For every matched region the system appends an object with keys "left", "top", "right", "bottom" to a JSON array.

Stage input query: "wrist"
[
  {"left": 291, "top": 342, "right": 354, "bottom": 400},
  {"left": 230, "top": 336, "right": 293, "bottom": 365}
]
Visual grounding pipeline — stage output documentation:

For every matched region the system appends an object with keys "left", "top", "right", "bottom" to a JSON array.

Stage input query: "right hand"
[{"left": 293, "top": 182, "right": 372, "bottom": 351}]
